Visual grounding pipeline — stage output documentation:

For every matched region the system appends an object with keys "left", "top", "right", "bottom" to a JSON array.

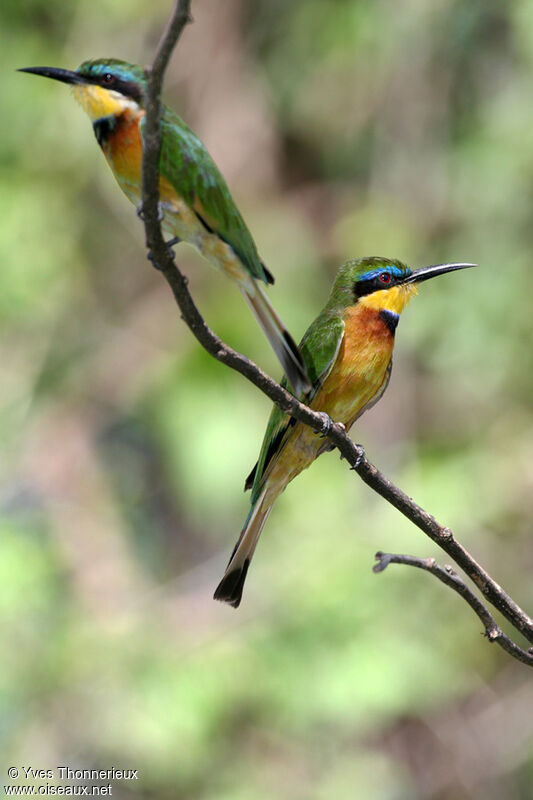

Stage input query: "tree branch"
[
  {"left": 374, "top": 552, "right": 533, "bottom": 667},
  {"left": 140, "top": 0, "right": 533, "bottom": 666},
  {"left": 141, "top": 0, "right": 193, "bottom": 242}
]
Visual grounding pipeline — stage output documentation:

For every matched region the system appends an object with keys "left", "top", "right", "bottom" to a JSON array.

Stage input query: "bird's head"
[
  {"left": 19, "top": 59, "right": 147, "bottom": 120},
  {"left": 329, "top": 256, "right": 476, "bottom": 315}
]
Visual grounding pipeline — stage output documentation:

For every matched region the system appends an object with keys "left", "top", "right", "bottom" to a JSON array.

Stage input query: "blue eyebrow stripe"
[{"left": 359, "top": 266, "right": 407, "bottom": 282}]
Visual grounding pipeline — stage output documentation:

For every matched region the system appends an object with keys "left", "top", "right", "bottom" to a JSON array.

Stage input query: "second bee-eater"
[
  {"left": 19, "top": 59, "right": 310, "bottom": 395},
  {"left": 214, "top": 256, "right": 476, "bottom": 607}
]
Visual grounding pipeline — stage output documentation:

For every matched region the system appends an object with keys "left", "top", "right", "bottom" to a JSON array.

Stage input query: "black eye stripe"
[
  {"left": 354, "top": 272, "right": 395, "bottom": 297},
  {"left": 95, "top": 74, "right": 143, "bottom": 102}
]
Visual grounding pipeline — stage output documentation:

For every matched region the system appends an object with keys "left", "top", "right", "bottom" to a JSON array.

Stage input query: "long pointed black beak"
[
  {"left": 405, "top": 262, "right": 477, "bottom": 284},
  {"left": 18, "top": 66, "right": 87, "bottom": 86}
]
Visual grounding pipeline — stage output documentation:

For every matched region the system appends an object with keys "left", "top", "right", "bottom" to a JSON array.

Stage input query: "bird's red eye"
[
  {"left": 379, "top": 272, "right": 391, "bottom": 284},
  {"left": 102, "top": 73, "right": 115, "bottom": 85}
]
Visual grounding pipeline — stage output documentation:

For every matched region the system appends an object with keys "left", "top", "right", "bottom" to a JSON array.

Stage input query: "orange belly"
[
  {"left": 315, "top": 304, "right": 394, "bottom": 424},
  {"left": 103, "top": 111, "right": 250, "bottom": 285},
  {"left": 103, "top": 110, "right": 144, "bottom": 204},
  {"left": 264, "top": 305, "right": 394, "bottom": 500}
]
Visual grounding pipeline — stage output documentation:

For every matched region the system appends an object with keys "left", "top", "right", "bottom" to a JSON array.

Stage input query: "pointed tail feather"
[
  {"left": 214, "top": 489, "right": 272, "bottom": 608},
  {"left": 242, "top": 284, "right": 311, "bottom": 396}
]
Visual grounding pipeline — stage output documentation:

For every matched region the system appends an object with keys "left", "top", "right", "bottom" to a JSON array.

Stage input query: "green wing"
[
  {"left": 140, "top": 108, "right": 271, "bottom": 284},
  {"left": 247, "top": 311, "right": 345, "bottom": 504}
]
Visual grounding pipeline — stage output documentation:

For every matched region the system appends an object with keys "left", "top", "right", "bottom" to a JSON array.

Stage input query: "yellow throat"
[
  {"left": 359, "top": 283, "right": 418, "bottom": 315},
  {"left": 71, "top": 84, "right": 138, "bottom": 120}
]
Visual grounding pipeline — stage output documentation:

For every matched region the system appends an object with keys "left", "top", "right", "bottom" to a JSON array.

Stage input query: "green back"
[
  {"left": 78, "top": 59, "right": 270, "bottom": 284},
  {"left": 142, "top": 108, "right": 271, "bottom": 284},
  {"left": 248, "top": 308, "right": 345, "bottom": 503}
]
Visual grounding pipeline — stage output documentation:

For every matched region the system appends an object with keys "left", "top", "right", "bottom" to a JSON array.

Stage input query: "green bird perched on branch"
[
  {"left": 214, "top": 256, "right": 476, "bottom": 607},
  {"left": 20, "top": 58, "right": 311, "bottom": 395}
]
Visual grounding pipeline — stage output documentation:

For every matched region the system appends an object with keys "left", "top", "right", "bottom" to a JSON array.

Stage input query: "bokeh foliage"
[{"left": 2, "top": 1, "right": 533, "bottom": 798}]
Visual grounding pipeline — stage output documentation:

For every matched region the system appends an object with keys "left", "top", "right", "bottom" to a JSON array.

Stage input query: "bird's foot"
[
  {"left": 313, "top": 412, "right": 334, "bottom": 437},
  {"left": 349, "top": 444, "right": 365, "bottom": 471},
  {"left": 136, "top": 202, "right": 165, "bottom": 223},
  {"left": 146, "top": 249, "right": 164, "bottom": 271},
  {"left": 146, "top": 237, "right": 182, "bottom": 271}
]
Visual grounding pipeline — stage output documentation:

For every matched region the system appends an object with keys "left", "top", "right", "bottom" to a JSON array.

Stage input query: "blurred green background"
[{"left": 2, "top": 0, "right": 533, "bottom": 798}]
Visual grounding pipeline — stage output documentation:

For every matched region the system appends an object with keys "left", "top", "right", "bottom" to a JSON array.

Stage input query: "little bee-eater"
[
  {"left": 19, "top": 59, "right": 310, "bottom": 394},
  {"left": 214, "top": 256, "right": 476, "bottom": 607}
]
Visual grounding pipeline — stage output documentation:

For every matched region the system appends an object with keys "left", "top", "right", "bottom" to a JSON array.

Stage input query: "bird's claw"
[
  {"left": 313, "top": 412, "right": 333, "bottom": 437},
  {"left": 349, "top": 444, "right": 365, "bottom": 470},
  {"left": 146, "top": 237, "right": 182, "bottom": 271},
  {"left": 146, "top": 249, "right": 164, "bottom": 271},
  {"left": 136, "top": 202, "right": 166, "bottom": 223}
]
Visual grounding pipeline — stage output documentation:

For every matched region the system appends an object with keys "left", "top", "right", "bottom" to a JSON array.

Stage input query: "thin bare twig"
[
  {"left": 141, "top": 0, "right": 192, "bottom": 242},
  {"left": 374, "top": 552, "right": 533, "bottom": 666},
  {"left": 140, "top": 0, "right": 533, "bottom": 665}
]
